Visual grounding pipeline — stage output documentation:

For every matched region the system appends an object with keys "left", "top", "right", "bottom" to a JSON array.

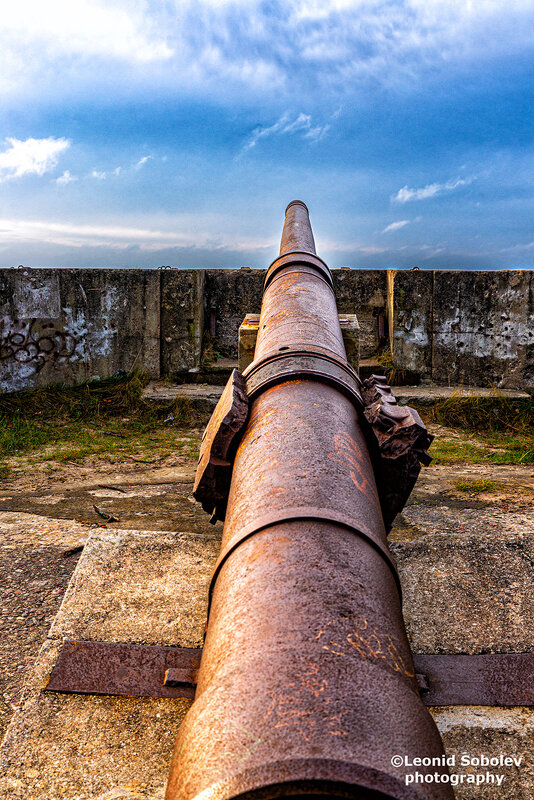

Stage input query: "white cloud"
[
  {"left": 383, "top": 219, "right": 410, "bottom": 233},
  {"left": 500, "top": 240, "right": 534, "bottom": 253},
  {"left": 134, "top": 155, "right": 151, "bottom": 169},
  {"left": 55, "top": 170, "right": 77, "bottom": 185},
  {"left": 0, "top": 217, "right": 275, "bottom": 252},
  {"left": 2, "top": 1, "right": 534, "bottom": 100},
  {"left": 0, "top": 137, "right": 70, "bottom": 182},
  {"left": 0, "top": 0, "right": 172, "bottom": 65},
  {"left": 392, "top": 177, "right": 472, "bottom": 203},
  {"left": 90, "top": 170, "right": 107, "bottom": 180},
  {"left": 242, "top": 112, "right": 330, "bottom": 153}
]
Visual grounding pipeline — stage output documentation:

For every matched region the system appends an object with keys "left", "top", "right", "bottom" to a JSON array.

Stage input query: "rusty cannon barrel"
[{"left": 165, "top": 201, "right": 453, "bottom": 800}]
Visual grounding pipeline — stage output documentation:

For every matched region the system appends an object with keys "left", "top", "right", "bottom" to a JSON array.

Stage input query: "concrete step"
[
  {"left": 143, "top": 380, "right": 530, "bottom": 411},
  {"left": 173, "top": 358, "right": 238, "bottom": 386}
]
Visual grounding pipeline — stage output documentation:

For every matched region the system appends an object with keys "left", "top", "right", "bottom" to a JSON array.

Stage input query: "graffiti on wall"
[{"left": 0, "top": 318, "right": 77, "bottom": 374}]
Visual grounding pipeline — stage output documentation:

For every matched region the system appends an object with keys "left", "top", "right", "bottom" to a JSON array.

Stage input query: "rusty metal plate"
[
  {"left": 193, "top": 368, "right": 248, "bottom": 522},
  {"left": 414, "top": 653, "right": 534, "bottom": 707},
  {"left": 45, "top": 641, "right": 534, "bottom": 707},
  {"left": 46, "top": 640, "right": 201, "bottom": 699}
]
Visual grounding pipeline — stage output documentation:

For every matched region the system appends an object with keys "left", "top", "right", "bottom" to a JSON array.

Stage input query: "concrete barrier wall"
[
  {"left": 389, "top": 269, "right": 534, "bottom": 390},
  {"left": 1, "top": 267, "right": 533, "bottom": 393},
  {"left": 0, "top": 268, "right": 160, "bottom": 393}
]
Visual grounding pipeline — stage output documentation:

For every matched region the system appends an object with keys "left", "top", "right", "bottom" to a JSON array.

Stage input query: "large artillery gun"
[{"left": 165, "top": 201, "right": 453, "bottom": 800}]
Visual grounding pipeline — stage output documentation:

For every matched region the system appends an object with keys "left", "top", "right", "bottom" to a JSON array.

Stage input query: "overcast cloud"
[{"left": 1, "top": 1, "right": 534, "bottom": 267}]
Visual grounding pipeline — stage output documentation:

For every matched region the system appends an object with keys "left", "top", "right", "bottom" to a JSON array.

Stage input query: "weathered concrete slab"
[
  {"left": 433, "top": 270, "right": 534, "bottom": 390},
  {"left": 332, "top": 268, "right": 387, "bottom": 358},
  {"left": 391, "top": 532, "right": 534, "bottom": 654},
  {"left": 161, "top": 270, "right": 205, "bottom": 373},
  {"left": 389, "top": 269, "right": 433, "bottom": 378},
  {"left": 401, "top": 504, "right": 534, "bottom": 539},
  {"left": 204, "top": 268, "right": 265, "bottom": 358},
  {"left": 237, "top": 312, "right": 260, "bottom": 372},
  {"left": 0, "top": 513, "right": 92, "bottom": 739},
  {"left": 394, "top": 384, "right": 530, "bottom": 403},
  {"left": 432, "top": 707, "right": 534, "bottom": 800},
  {"left": 49, "top": 529, "right": 219, "bottom": 647},
  {"left": 0, "top": 528, "right": 221, "bottom": 799}
]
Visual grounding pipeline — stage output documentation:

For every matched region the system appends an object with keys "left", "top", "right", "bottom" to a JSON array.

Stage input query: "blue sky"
[{"left": 1, "top": 0, "right": 534, "bottom": 269}]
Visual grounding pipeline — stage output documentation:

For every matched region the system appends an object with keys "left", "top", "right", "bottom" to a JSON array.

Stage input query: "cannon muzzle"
[{"left": 165, "top": 203, "right": 453, "bottom": 800}]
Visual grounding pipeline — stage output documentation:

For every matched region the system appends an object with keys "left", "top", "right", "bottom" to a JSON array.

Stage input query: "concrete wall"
[
  {"left": 389, "top": 270, "right": 534, "bottom": 390},
  {"left": 0, "top": 268, "right": 160, "bottom": 393},
  {"left": 332, "top": 269, "right": 387, "bottom": 358},
  {"left": 1, "top": 266, "right": 533, "bottom": 393},
  {"left": 204, "top": 268, "right": 265, "bottom": 359}
]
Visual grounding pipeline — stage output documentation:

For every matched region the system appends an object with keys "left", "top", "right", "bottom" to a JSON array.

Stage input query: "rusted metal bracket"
[
  {"left": 414, "top": 653, "right": 534, "bottom": 706},
  {"left": 361, "top": 374, "right": 434, "bottom": 530},
  {"left": 192, "top": 368, "right": 249, "bottom": 523},
  {"left": 46, "top": 640, "right": 534, "bottom": 707},
  {"left": 46, "top": 640, "right": 200, "bottom": 699}
]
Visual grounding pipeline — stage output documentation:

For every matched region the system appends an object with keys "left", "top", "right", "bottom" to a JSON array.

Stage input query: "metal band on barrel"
[
  {"left": 264, "top": 250, "right": 333, "bottom": 290},
  {"left": 243, "top": 349, "right": 363, "bottom": 407},
  {"left": 208, "top": 507, "right": 402, "bottom": 615}
]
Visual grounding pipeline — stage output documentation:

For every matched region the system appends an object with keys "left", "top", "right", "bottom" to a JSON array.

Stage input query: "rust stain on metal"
[
  {"left": 165, "top": 202, "right": 452, "bottom": 800},
  {"left": 315, "top": 617, "right": 416, "bottom": 680}
]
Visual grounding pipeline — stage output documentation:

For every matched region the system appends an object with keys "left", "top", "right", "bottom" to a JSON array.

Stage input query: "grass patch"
[
  {"left": 454, "top": 478, "right": 504, "bottom": 494},
  {"left": 376, "top": 347, "right": 408, "bottom": 386},
  {"left": 412, "top": 391, "right": 534, "bottom": 466},
  {"left": 429, "top": 436, "right": 534, "bottom": 466},
  {"left": 0, "top": 371, "right": 207, "bottom": 469},
  {"left": 431, "top": 393, "right": 534, "bottom": 434}
]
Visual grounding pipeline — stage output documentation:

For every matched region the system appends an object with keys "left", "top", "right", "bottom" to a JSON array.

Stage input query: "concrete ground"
[{"left": 1, "top": 422, "right": 533, "bottom": 798}]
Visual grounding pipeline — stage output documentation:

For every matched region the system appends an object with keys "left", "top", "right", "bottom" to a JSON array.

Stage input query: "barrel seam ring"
[{"left": 207, "top": 512, "right": 402, "bottom": 618}]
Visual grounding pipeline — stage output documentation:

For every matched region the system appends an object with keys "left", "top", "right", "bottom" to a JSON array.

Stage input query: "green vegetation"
[
  {"left": 376, "top": 347, "right": 407, "bottom": 386},
  {"left": 428, "top": 434, "right": 534, "bottom": 465},
  {"left": 454, "top": 478, "right": 505, "bottom": 494},
  {"left": 416, "top": 391, "right": 534, "bottom": 466},
  {"left": 430, "top": 392, "right": 534, "bottom": 434},
  {"left": 1, "top": 373, "right": 533, "bottom": 475},
  {"left": 0, "top": 371, "right": 206, "bottom": 477}
]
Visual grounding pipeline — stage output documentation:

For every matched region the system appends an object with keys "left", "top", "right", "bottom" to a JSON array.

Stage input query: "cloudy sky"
[{"left": 1, "top": 0, "right": 534, "bottom": 269}]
